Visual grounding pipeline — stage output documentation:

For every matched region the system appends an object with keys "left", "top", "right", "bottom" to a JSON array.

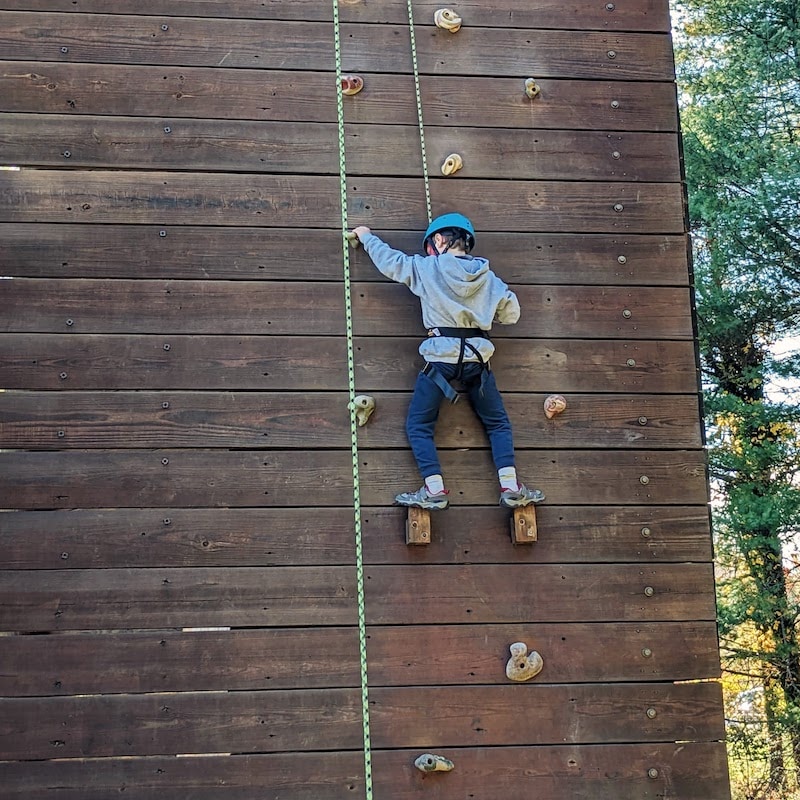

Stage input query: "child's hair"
[{"left": 435, "top": 227, "right": 472, "bottom": 252}]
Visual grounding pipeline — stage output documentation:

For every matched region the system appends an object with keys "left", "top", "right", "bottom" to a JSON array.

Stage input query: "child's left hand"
[{"left": 351, "top": 226, "right": 371, "bottom": 241}]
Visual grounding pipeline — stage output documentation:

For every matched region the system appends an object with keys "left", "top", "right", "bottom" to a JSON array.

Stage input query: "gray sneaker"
[
  {"left": 395, "top": 486, "right": 450, "bottom": 510},
  {"left": 499, "top": 483, "right": 545, "bottom": 508}
]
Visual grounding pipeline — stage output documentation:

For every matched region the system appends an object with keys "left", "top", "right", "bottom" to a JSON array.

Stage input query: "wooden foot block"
[
  {"left": 510, "top": 505, "right": 538, "bottom": 544},
  {"left": 406, "top": 507, "right": 431, "bottom": 545}
]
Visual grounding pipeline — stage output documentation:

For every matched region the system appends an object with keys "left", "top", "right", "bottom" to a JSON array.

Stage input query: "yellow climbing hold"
[{"left": 434, "top": 8, "right": 462, "bottom": 32}]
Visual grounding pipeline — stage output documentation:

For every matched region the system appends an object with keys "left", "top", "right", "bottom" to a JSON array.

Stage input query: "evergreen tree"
[{"left": 674, "top": 0, "right": 800, "bottom": 795}]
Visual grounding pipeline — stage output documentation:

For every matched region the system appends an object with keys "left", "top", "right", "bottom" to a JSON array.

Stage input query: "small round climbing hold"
[
  {"left": 440, "top": 153, "right": 463, "bottom": 176},
  {"left": 524, "top": 78, "right": 541, "bottom": 99},
  {"left": 543, "top": 394, "right": 567, "bottom": 419},
  {"left": 340, "top": 75, "right": 364, "bottom": 96},
  {"left": 434, "top": 8, "right": 462, "bottom": 32}
]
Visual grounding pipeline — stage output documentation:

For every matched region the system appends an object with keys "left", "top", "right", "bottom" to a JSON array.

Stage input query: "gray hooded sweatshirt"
[{"left": 361, "top": 232, "right": 521, "bottom": 363}]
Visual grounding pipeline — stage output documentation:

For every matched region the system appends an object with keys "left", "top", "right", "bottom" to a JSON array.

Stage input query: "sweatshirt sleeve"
[
  {"left": 361, "top": 232, "right": 426, "bottom": 294},
  {"left": 494, "top": 287, "right": 521, "bottom": 325}
]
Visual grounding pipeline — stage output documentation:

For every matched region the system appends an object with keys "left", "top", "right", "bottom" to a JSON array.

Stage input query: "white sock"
[
  {"left": 498, "top": 467, "right": 519, "bottom": 491},
  {"left": 425, "top": 474, "right": 445, "bottom": 494}
]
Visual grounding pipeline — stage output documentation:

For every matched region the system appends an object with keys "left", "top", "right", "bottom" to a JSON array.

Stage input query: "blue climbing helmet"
[{"left": 422, "top": 212, "right": 476, "bottom": 254}]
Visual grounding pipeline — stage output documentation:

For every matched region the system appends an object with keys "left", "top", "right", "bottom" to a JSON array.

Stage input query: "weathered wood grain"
[
  {"left": 0, "top": 63, "right": 679, "bottom": 130},
  {"left": 1, "top": 113, "right": 681, "bottom": 181},
  {"left": 0, "top": 683, "right": 723, "bottom": 761},
  {"left": 0, "top": 566, "right": 358, "bottom": 630},
  {"left": 0, "top": 13, "right": 674, "bottom": 79},
  {"left": 0, "top": 391, "right": 702, "bottom": 450},
  {"left": 2, "top": 628, "right": 361, "bottom": 696},
  {"left": 0, "top": 448, "right": 708, "bottom": 509},
  {"left": 1, "top": 505, "right": 713, "bottom": 569},
  {"left": 0, "top": 743, "right": 732, "bottom": 800},
  {"left": 0, "top": 170, "right": 685, "bottom": 232},
  {"left": 1, "top": 224, "right": 690, "bottom": 285},
  {"left": 0, "top": 280, "right": 693, "bottom": 339},
  {"left": 0, "top": 0, "right": 672, "bottom": 32},
  {"left": 1, "top": 621, "right": 719, "bottom": 697},
  {"left": 0, "top": 689, "right": 363, "bottom": 759},
  {"left": 0, "top": 335, "right": 700, "bottom": 392},
  {"left": 0, "top": 564, "right": 713, "bottom": 632}
]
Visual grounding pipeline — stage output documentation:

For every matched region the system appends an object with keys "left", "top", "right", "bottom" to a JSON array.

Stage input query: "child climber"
[{"left": 351, "top": 212, "right": 545, "bottom": 511}]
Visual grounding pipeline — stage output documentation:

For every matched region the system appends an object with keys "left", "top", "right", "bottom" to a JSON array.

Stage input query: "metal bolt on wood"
[
  {"left": 66, "top": 318, "right": 74, "bottom": 326},
  {"left": 626, "top": 358, "right": 636, "bottom": 367},
  {"left": 162, "top": 401, "right": 170, "bottom": 409},
  {"left": 638, "top": 416, "right": 648, "bottom": 425},
  {"left": 62, "top": 151, "right": 71, "bottom": 158},
  {"left": 159, "top": 230, "right": 167, "bottom": 237},
  {"left": 646, "top": 707, "right": 657, "bottom": 719},
  {"left": 612, "top": 151, "right": 621, "bottom": 159},
  {"left": 613, "top": 203, "right": 624, "bottom": 212},
  {"left": 639, "top": 475, "right": 650, "bottom": 485},
  {"left": 164, "top": 126, "right": 172, "bottom": 133},
  {"left": 641, "top": 647, "right": 653, "bottom": 658},
  {"left": 163, "top": 518, "right": 171, "bottom": 525},
  {"left": 61, "top": 552, "right": 69, "bottom": 559},
  {"left": 57, "top": 430, "right": 65, "bottom": 438},
  {"left": 611, "top": 100, "right": 620, "bottom": 109},
  {"left": 161, "top": 24, "right": 169, "bottom": 30},
  {"left": 606, "top": 3, "right": 616, "bottom": 9},
  {"left": 59, "top": 372, "right": 68, "bottom": 380},
  {"left": 617, "top": 255, "right": 627, "bottom": 263},
  {"left": 163, "top": 343, "right": 171, "bottom": 351},
  {"left": 622, "top": 309, "right": 632, "bottom": 318},
  {"left": 60, "top": 46, "right": 69, "bottom": 53},
  {"left": 648, "top": 768, "right": 659, "bottom": 779},
  {"left": 644, "top": 586, "right": 654, "bottom": 597},
  {"left": 607, "top": 50, "right": 617, "bottom": 59},
  {"left": 641, "top": 526, "right": 651, "bottom": 537},
  {"left": 161, "top": 457, "right": 169, "bottom": 465}
]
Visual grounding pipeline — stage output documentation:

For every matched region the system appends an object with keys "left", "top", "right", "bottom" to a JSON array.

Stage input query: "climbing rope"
[
  {"left": 405, "top": 0, "right": 432, "bottom": 223},
  {"left": 332, "top": 1, "right": 373, "bottom": 798}
]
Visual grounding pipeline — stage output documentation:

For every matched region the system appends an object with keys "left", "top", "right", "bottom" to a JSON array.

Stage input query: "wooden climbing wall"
[{"left": 0, "top": 1, "right": 732, "bottom": 798}]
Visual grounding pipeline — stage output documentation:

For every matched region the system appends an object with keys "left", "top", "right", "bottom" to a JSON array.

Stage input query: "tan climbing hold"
[
  {"left": 345, "top": 230, "right": 360, "bottom": 248},
  {"left": 434, "top": 8, "right": 462, "bottom": 32},
  {"left": 506, "top": 641, "right": 543, "bottom": 681},
  {"left": 352, "top": 395, "right": 375, "bottom": 426},
  {"left": 544, "top": 394, "right": 567, "bottom": 419},
  {"left": 440, "top": 153, "right": 463, "bottom": 176},
  {"left": 415, "top": 753, "right": 455, "bottom": 773},
  {"left": 525, "top": 77, "right": 541, "bottom": 99},
  {"left": 341, "top": 75, "right": 364, "bottom": 96}
]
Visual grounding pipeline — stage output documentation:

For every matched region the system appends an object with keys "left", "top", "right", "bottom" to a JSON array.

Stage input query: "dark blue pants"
[{"left": 406, "top": 361, "right": 515, "bottom": 479}]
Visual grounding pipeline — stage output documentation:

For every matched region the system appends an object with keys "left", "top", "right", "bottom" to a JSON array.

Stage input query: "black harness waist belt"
[{"left": 427, "top": 327, "right": 491, "bottom": 340}]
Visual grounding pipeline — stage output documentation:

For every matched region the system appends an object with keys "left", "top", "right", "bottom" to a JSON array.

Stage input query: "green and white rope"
[{"left": 331, "top": 1, "right": 373, "bottom": 797}]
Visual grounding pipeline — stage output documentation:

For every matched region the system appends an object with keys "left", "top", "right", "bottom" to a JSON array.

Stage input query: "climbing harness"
[
  {"left": 423, "top": 327, "right": 492, "bottom": 402},
  {"left": 332, "top": 0, "right": 373, "bottom": 797}
]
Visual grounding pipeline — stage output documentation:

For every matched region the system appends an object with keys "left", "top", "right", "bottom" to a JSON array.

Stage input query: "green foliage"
[{"left": 674, "top": 0, "right": 800, "bottom": 796}]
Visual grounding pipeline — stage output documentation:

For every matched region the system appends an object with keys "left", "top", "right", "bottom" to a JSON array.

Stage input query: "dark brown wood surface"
[
  {"left": 1, "top": 280, "right": 693, "bottom": 339},
  {"left": 2, "top": 113, "right": 681, "bottom": 181},
  {"left": 0, "top": 448, "right": 707, "bottom": 508},
  {"left": 0, "top": 13, "right": 674, "bottom": 79},
  {"left": 0, "top": 62, "right": 679, "bottom": 129},
  {"left": 0, "top": 391, "right": 702, "bottom": 449},
  {"left": 0, "top": 743, "right": 730, "bottom": 800},
  {"left": 0, "top": 171, "right": 685, "bottom": 232},
  {"left": 0, "top": 1, "right": 672, "bottom": 31},
  {"left": 0, "top": 563, "right": 714, "bottom": 631},
  {"left": 0, "top": 682, "right": 722, "bottom": 761},
  {"left": 0, "top": 335, "right": 699, "bottom": 391},
  {"left": 1, "top": 505, "right": 713, "bottom": 569},
  {"left": 1, "top": 225, "right": 689, "bottom": 284},
  {"left": 1, "top": 621, "right": 719, "bottom": 697}
]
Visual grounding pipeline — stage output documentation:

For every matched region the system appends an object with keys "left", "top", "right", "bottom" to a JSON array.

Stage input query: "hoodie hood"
[{"left": 436, "top": 253, "right": 491, "bottom": 298}]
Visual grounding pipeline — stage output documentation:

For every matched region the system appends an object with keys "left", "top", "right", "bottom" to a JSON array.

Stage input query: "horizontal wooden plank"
[
  {"left": 365, "top": 563, "right": 716, "bottom": 624},
  {"left": 0, "top": 280, "right": 693, "bottom": 339},
  {"left": 1, "top": 225, "right": 690, "bottom": 285},
  {"left": 2, "top": 114, "right": 681, "bottom": 182},
  {"left": 0, "top": 563, "right": 715, "bottom": 631},
  {"left": 0, "top": 683, "right": 724, "bottom": 760},
  {"left": 0, "top": 62, "right": 679, "bottom": 130},
  {"left": 0, "top": 1, "right": 672, "bottom": 32},
  {"left": 1, "top": 621, "right": 719, "bottom": 697},
  {"left": 0, "top": 391, "right": 702, "bottom": 450},
  {"left": 0, "top": 13, "right": 674, "bottom": 79},
  {"left": 0, "top": 448, "right": 708, "bottom": 509},
  {"left": 2, "top": 628, "right": 360, "bottom": 695},
  {"left": 0, "top": 335, "right": 700, "bottom": 392},
  {"left": 0, "top": 567, "right": 358, "bottom": 630},
  {"left": 0, "top": 688, "right": 363, "bottom": 759},
  {"left": 1, "top": 505, "right": 713, "bottom": 569},
  {"left": 0, "top": 171, "right": 685, "bottom": 232},
  {"left": 0, "top": 743, "right": 732, "bottom": 800}
]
